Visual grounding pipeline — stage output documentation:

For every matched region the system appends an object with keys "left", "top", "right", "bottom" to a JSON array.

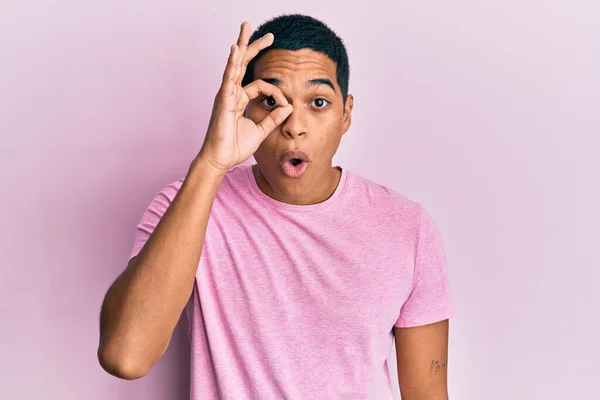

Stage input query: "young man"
[{"left": 98, "top": 14, "right": 453, "bottom": 400}]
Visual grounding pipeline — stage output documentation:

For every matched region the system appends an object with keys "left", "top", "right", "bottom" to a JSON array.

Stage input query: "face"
[{"left": 245, "top": 48, "right": 354, "bottom": 204}]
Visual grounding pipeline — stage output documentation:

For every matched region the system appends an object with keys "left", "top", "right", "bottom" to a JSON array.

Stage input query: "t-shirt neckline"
[{"left": 244, "top": 164, "right": 348, "bottom": 212}]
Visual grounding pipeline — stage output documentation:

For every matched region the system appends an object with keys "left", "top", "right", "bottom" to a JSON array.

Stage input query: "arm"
[
  {"left": 393, "top": 205, "right": 453, "bottom": 398},
  {"left": 97, "top": 21, "right": 291, "bottom": 380},
  {"left": 98, "top": 158, "right": 226, "bottom": 379},
  {"left": 394, "top": 319, "right": 449, "bottom": 400}
]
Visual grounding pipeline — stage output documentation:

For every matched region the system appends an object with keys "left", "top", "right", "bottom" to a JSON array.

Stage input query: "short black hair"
[{"left": 242, "top": 14, "right": 350, "bottom": 102}]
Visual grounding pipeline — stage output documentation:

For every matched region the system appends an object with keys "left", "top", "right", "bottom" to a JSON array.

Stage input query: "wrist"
[{"left": 188, "top": 156, "right": 229, "bottom": 182}]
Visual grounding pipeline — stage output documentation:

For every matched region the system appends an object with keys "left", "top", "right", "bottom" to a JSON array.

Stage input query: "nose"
[{"left": 280, "top": 107, "right": 307, "bottom": 139}]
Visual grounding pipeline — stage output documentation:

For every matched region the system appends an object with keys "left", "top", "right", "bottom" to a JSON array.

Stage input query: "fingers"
[
  {"left": 243, "top": 80, "right": 288, "bottom": 105},
  {"left": 220, "top": 22, "right": 251, "bottom": 89},
  {"left": 236, "top": 22, "right": 252, "bottom": 51},
  {"left": 233, "top": 22, "right": 274, "bottom": 84},
  {"left": 256, "top": 105, "right": 293, "bottom": 139},
  {"left": 221, "top": 22, "right": 275, "bottom": 94},
  {"left": 236, "top": 21, "right": 273, "bottom": 59},
  {"left": 233, "top": 32, "right": 273, "bottom": 85},
  {"left": 221, "top": 44, "right": 239, "bottom": 91},
  {"left": 242, "top": 32, "right": 274, "bottom": 66}
]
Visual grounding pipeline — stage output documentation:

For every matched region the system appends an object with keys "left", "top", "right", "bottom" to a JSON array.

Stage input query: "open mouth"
[{"left": 280, "top": 151, "right": 310, "bottom": 178}]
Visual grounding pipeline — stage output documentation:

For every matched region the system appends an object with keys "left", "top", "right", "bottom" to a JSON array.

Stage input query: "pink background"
[{"left": 1, "top": 1, "right": 598, "bottom": 399}]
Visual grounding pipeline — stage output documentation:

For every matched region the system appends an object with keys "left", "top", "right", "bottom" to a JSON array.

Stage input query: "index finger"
[{"left": 243, "top": 80, "right": 288, "bottom": 105}]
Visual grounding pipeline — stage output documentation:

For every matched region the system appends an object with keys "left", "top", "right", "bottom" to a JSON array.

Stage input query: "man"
[{"left": 98, "top": 14, "right": 453, "bottom": 400}]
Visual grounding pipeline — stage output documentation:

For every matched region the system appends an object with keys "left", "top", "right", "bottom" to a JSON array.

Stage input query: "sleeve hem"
[
  {"left": 128, "top": 243, "right": 144, "bottom": 263},
  {"left": 394, "top": 309, "right": 454, "bottom": 329}
]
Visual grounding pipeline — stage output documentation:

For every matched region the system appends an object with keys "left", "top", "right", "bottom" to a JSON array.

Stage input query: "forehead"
[{"left": 253, "top": 48, "right": 338, "bottom": 89}]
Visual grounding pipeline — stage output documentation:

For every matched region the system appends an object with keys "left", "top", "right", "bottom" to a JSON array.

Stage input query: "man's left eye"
[{"left": 312, "top": 98, "right": 329, "bottom": 108}]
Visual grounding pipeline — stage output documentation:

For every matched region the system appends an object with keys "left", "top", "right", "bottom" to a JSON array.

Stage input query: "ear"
[{"left": 342, "top": 94, "right": 354, "bottom": 134}]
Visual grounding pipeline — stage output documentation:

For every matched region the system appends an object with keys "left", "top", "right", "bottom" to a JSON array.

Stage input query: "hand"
[{"left": 197, "top": 21, "right": 293, "bottom": 173}]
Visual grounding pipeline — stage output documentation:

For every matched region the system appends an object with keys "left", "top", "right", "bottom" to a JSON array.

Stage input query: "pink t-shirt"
[{"left": 129, "top": 164, "right": 453, "bottom": 399}]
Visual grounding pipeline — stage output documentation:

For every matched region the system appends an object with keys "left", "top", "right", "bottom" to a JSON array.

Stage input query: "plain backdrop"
[{"left": 1, "top": 1, "right": 598, "bottom": 399}]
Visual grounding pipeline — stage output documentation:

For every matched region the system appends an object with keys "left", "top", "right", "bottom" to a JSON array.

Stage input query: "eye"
[
  {"left": 312, "top": 98, "right": 330, "bottom": 108},
  {"left": 260, "top": 97, "right": 278, "bottom": 108}
]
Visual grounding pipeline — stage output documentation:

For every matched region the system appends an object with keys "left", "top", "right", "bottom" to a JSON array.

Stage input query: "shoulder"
[{"left": 346, "top": 169, "right": 424, "bottom": 219}]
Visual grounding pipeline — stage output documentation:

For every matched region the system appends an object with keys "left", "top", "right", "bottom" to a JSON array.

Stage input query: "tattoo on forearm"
[{"left": 429, "top": 359, "right": 448, "bottom": 375}]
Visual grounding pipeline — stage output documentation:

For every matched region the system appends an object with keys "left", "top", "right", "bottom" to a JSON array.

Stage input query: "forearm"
[{"left": 98, "top": 156, "right": 225, "bottom": 378}]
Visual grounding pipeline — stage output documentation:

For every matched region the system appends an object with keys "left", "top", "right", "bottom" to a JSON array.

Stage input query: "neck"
[{"left": 252, "top": 164, "right": 341, "bottom": 206}]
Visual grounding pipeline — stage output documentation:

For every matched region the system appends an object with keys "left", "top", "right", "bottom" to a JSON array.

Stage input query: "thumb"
[{"left": 256, "top": 104, "right": 293, "bottom": 139}]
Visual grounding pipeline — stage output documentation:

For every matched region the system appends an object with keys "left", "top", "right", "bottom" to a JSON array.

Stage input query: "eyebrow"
[{"left": 261, "top": 77, "right": 336, "bottom": 92}]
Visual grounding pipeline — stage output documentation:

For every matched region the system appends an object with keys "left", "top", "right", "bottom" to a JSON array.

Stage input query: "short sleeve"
[
  {"left": 394, "top": 205, "right": 454, "bottom": 328},
  {"left": 128, "top": 180, "right": 183, "bottom": 262}
]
